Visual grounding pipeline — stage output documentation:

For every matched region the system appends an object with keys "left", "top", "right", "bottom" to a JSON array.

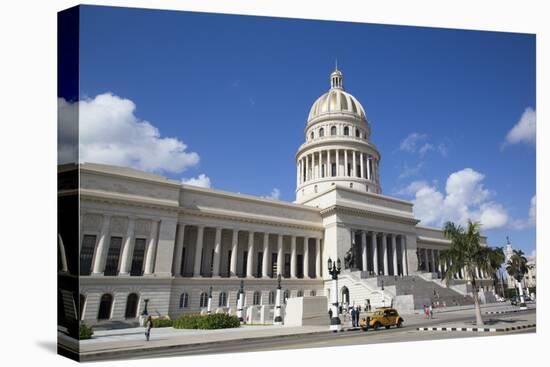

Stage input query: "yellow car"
[{"left": 359, "top": 308, "right": 404, "bottom": 331}]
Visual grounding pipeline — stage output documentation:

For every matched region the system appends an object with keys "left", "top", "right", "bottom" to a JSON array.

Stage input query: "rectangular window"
[
  {"left": 104, "top": 236, "right": 123, "bottom": 276},
  {"left": 179, "top": 247, "right": 186, "bottom": 276},
  {"left": 80, "top": 235, "right": 97, "bottom": 275},
  {"left": 130, "top": 238, "right": 146, "bottom": 276},
  {"left": 271, "top": 253, "right": 278, "bottom": 277},
  {"left": 284, "top": 254, "right": 291, "bottom": 278}
]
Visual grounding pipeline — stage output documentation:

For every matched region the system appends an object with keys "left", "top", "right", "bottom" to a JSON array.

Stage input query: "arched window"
[
  {"left": 125, "top": 293, "right": 139, "bottom": 319},
  {"left": 310, "top": 290, "right": 316, "bottom": 296},
  {"left": 218, "top": 292, "right": 227, "bottom": 307},
  {"left": 343, "top": 126, "right": 349, "bottom": 136},
  {"left": 297, "top": 290, "right": 303, "bottom": 297},
  {"left": 330, "top": 126, "right": 337, "bottom": 136},
  {"left": 97, "top": 294, "right": 113, "bottom": 320},
  {"left": 355, "top": 128, "right": 360, "bottom": 137},
  {"left": 283, "top": 290, "right": 290, "bottom": 304},
  {"left": 253, "top": 291, "right": 261, "bottom": 305},
  {"left": 319, "top": 128, "right": 324, "bottom": 137},
  {"left": 310, "top": 131, "right": 314, "bottom": 140},
  {"left": 179, "top": 293, "right": 189, "bottom": 308},
  {"left": 199, "top": 292, "right": 208, "bottom": 308},
  {"left": 268, "top": 291, "right": 275, "bottom": 305}
]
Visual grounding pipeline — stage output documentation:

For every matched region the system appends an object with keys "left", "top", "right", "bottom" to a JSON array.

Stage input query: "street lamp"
[
  {"left": 141, "top": 299, "right": 149, "bottom": 316},
  {"left": 237, "top": 280, "right": 245, "bottom": 323},
  {"left": 328, "top": 257, "right": 342, "bottom": 332},
  {"left": 274, "top": 274, "right": 283, "bottom": 325},
  {"left": 381, "top": 279, "right": 384, "bottom": 290}
]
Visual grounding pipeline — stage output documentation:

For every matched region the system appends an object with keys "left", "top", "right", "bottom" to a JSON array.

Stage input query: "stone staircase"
[{"left": 341, "top": 271, "right": 474, "bottom": 312}]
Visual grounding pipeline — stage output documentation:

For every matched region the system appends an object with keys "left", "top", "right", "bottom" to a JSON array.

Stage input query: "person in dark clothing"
[
  {"left": 144, "top": 316, "right": 153, "bottom": 341},
  {"left": 356, "top": 306, "right": 361, "bottom": 327},
  {"left": 328, "top": 308, "right": 333, "bottom": 320},
  {"left": 350, "top": 307, "right": 357, "bottom": 327}
]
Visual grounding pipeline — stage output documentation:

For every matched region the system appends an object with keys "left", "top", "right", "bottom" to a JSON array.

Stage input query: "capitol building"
[{"left": 58, "top": 68, "right": 496, "bottom": 326}]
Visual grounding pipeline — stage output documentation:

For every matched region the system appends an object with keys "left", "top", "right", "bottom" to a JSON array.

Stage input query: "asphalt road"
[{"left": 92, "top": 309, "right": 535, "bottom": 361}]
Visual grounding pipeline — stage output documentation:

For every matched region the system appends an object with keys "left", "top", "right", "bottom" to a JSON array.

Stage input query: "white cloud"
[
  {"left": 418, "top": 143, "right": 434, "bottom": 156},
  {"left": 400, "top": 133, "right": 427, "bottom": 152},
  {"left": 398, "top": 162, "right": 423, "bottom": 179},
  {"left": 182, "top": 174, "right": 211, "bottom": 188},
  {"left": 263, "top": 188, "right": 281, "bottom": 200},
  {"left": 510, "top": 195, "right": 536, "bottom": 230},
  {"left": 503, "top": 107, "right": 536, "bottom": 147},
  {"left": 403, "top": 168, "right": 509, "bottom": 230},
  {"left": 59, "top": 93, "right": 200, "bottom": 174}
]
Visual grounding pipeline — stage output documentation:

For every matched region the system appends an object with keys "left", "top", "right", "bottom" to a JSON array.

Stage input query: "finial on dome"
[{"left": 330, "top": 62, "right": 343, "bottom": 89}]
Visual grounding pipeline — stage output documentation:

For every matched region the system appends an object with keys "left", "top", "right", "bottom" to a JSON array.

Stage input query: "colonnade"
[
  {"left": 297, "top": 149, "right": 378, "bottom": 185},
  {"left": 350, "top": 230, "right": 409, "bottom": 276},
  {"left": 418, "top": 247, "right": 490, "bottom": 280}
]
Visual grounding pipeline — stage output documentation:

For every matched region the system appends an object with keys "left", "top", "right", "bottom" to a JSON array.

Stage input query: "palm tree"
[
  {"left": 506, "top": 249, "right": 530, "bottom": 309},
  {"left": 440, "top": 220, "right": 502, "bottom": 326}
]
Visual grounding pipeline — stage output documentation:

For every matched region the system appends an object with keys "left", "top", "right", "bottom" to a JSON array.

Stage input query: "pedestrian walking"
[
  {"left": 429, "top": 303, "right": 434, "bottom": 319},
  {"left": 367, "top": 299, "right": 371, "bottom": 312},
  {"left": 144, "top": 315, "right": 153, "bottom": 341},
  {"left": 423, "top": 305, "right": 429, "bottom": 319},
  {"left": 356, "top": 306, "right": 361, "bottom": 327},
  {"left": 328, "top": 308, "right": 333, "bottom": 320},
  {"left": 350, "top": 306, "right": 357, "bottom": 327}
]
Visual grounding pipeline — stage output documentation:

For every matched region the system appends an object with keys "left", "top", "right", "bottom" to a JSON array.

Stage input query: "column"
[
  {"left": 437, "top": 250, "right": 442, "bottom": 277},
  {"left": 230, "top": 229, "right": 238, "bottom": 277},
  {"left": 317, "top": 152, "right": 323, "bottom": 178},
  {"left": 119, "top": 217, "right": 136, "bottom": 275},
  {"left": 305, "top": 155, "right": 309, "bottom": 181},
  {"left": 336, "top": 149, "right": 340, "bottom": 176},
  {"left": 246, "top": 231, "right": 254, "bottom": 278},
  {"left": 262, "top": 232, "right": 270, "bottom": 278},
  {"left": 430, "top": 249, "right": 436, "bottom": 274},
  {"left": 191, "top": 225, "right": 204, "bottom": 276},
  {"left": 290, "top": 235, "right": 297, "bottom": 278},
  {"left": 382, "top": 233, "right": 389, "bottom": 276},
  {"left": 303, "top": 237, "right": 310, "bottom": 278},
  {"left": 372, "top": 232, "right": 378, "bottom": 275},
  {"left": 401, "top": 235, "right": 408, "bottom": 275},
  {"left": 392, "top": 234, "right": 398, "bottom": 276},
  {"left": 360, "top": 152, "right": 365, "bottom": 179},
  {"left": 315, "top": 238, "right": 321, "bottom": 278},
  {"left": 352, "top": 150, "right": 357, "bottom": 177},
  {"left": 327, "top": 150, "right": 332, "bottom": 176},
  {"left": 277, "top": 234, "right": 283, "bottom": 276},
  {"left": 171, "top": 223, "right": 185, "bottom": 276},
  {"left": 361, "top": 231, "right": 367, "bottom": 272},
  {"left": 366, "top": 156, "right": 371, "bottom": 180},
  {"left": 212, "top": 227, "right": 222, "bottom": 277},
  {"left": 144, "top": 220, "right": 159, "bottom": 275},
  {"left": 296, "top": 162, "right": 300, "bottom": 187},
  {"left": 344, "top": 149, "right": 348, "bottom": 176},
  {"left": 91, "top": 214, "right": 111, "bottom": 275}
]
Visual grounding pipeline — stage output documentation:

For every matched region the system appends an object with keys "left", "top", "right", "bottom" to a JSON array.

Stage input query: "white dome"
[{"left": 307, "top": 68, "right": 367, "bottom": 122}]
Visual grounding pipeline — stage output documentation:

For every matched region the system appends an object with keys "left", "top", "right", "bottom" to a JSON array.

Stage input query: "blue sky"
[{"left": 76, "top": 5, "right": 536, "bottom": 256}]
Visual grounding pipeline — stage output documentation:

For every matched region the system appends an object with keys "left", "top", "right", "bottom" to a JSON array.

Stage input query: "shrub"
[
  {"left": 174, "top": 314, "right": 240, "bottom": 330},
  {"left": 79, "top": 323, "right": 94, "bottom": 339},
  {"left": 152, "top": 318, "right": 173, "bottom": 328}
]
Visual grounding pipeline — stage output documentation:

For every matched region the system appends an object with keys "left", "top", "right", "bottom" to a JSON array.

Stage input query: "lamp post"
[
  {"left": 237, "top": 280, "right": 245, "bottom": 323},
  {"left": 274, "top": 274, "right": 283, "bottom": 325},
  {"left": 141, "top": 299, "right": 149, "bottom": 316},
  {"left": 328, "top": 257, "right": 342, "bottom": 332},
  {"left": 207, "top": 286, "right": 213, "bottom": 315}
]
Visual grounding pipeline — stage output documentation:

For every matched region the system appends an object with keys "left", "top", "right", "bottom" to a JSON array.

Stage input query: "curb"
[
  {"left": 416, "top": 324, "right": 536, "bottom": 333},
  {"left": 485, "top": 309, "right": 531, "bottom": 315}
]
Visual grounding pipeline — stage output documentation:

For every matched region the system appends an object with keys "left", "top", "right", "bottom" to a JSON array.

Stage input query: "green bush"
[
  {"left": 152, "top": 318, "right": 174, "bottom": 328},
  {"left": 174, "top": 314, "right": 240, "bottom": 330},
  {"left": 79, "top": 323, "right": 94, "bottom": 339}
]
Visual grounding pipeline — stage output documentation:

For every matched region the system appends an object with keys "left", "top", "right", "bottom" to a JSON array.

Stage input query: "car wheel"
[
  {"left": 373, "top": 322, "right": 380, "bottom": 330},
  {"left": 385, "top": 325, "right": 390, "bottom": 329},
  {"left": 397, "top": 320, "right": 403, "bottom": 328}
]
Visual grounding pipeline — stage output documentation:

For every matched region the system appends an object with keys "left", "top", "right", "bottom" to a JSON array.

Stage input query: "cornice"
[
  {"left": 320, "top": 204, "right": 419, "bottom": 225},
  {"left": 80, "top": 188, "right": 179, "bottom": 213}
]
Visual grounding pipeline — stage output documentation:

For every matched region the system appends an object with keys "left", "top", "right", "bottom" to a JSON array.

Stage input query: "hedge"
[
  {"left": 151, "top": 318, "right": 174, "bottom": 328},
  {"left": 79, "top": 323, "right": 94, "bottom": 339},
  {"left": 173, "top": 314, "right": 240, "bottom": 330}
]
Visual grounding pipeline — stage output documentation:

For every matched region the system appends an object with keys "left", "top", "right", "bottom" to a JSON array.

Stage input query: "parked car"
[{"left": 359, "top": 307, "right": 404, "bottom": 331}]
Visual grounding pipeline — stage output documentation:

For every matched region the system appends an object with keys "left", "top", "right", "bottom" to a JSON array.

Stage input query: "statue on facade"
[{"left": 344, "top": 247, "right": 355, "bottom": 269}]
